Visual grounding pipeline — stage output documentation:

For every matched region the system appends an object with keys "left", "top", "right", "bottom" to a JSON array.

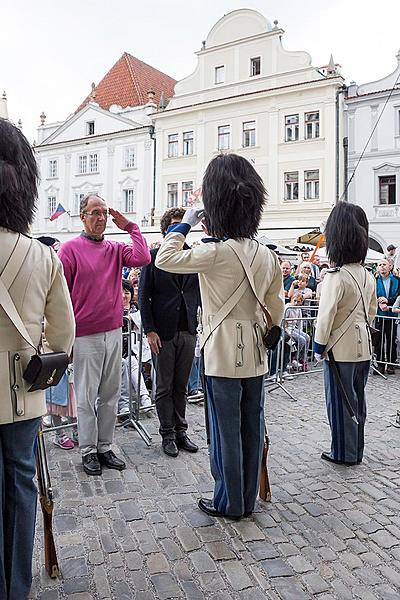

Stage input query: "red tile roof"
[{"left": 77, "top": 52, "right": 176, "bottom": 112}]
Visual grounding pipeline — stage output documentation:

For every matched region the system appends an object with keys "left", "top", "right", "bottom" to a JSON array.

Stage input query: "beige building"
[{"left": 152, "top": 9, "right": 345, "bottom": 243}]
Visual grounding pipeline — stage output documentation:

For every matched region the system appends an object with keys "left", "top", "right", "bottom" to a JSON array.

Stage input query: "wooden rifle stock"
[
  {"left": 36, "top": 430, "right": 60, "bottom": 579},
  {"left": 259, "top": 427, "right": 272, "bottom": 502}
]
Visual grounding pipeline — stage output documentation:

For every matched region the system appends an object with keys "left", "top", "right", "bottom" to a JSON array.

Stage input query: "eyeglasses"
[{"left": 83, "top": 210, "right": 108, "bottom": 218}]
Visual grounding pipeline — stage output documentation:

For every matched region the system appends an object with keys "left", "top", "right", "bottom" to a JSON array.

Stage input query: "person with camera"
[
  {"left": 155, "top": 154, "right": 284, "bottom": 520},
  {"left": 0, "top": 119, "right": 75, "bottom": 600}
]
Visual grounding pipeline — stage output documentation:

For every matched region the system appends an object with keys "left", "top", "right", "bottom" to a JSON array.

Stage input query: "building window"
[
  {"left": 242, "top": 121, "right": 256, "bottom": 147},
  {"left": 168, "top": 133, "right": 179, "bottom": 157},
  {"left": 215, "top": 66, "right": 225, "bottom": 84},
  {"left": 73, "top": 192, "right": 85, "bottom": 215},
  {"left": 305, "top": 112, "right": 320, "bottom": 139},
  {"left": 397, "top": 109, "right": 400, "bottom": 136},
  {"left": 78, "top": 155, "right": 87, "bottom": 174},
  {"left": 218, "top": 125, "right": 230, "bottom": 150},
  {"left": 124, "top": 147, "right": 136, "bottom": 168},
  {"left": 48, "top": 159, "right": 58, "bottom": 178},
  {"left": 285, "top": 114, "right": 299, "bottom": 142},
  {"left": 305, "top": 170, "right": 320, "bottom": 199},
  {"left": 47, "top": 196, "right": 57, "bottom": 217},
  {"left": 379, "top": 176, "right": 396, "bottom": 204},
  {"left": 183, "top": 131, "right": 194, "bottom": 156},
  {"left": 86, "top": 121, "right": 95, "bottom": 136},
  {"left": 89, "top": 153, "right": 98, "bottom": 173},
  {"left": 123, "top": 189, "right": 135, "bottom": 213},
  {"left": 182, "top": 181, "right": 193, "bottom": 207},
  {"left": 250, "top": 57, "right": 261, "bottom": 77},
  {"left": 167, "top": 183, "right": 178, "bottom": 208},
  {"left": 284, "top": 172, "right": 299, "bottom": 201}
]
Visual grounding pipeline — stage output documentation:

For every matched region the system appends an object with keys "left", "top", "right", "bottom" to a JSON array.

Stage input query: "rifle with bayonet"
[{"left": 36, "top": 428, "right": 60, "bottom": 579}]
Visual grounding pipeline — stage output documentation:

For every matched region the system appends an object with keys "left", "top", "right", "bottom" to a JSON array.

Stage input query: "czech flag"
[{"left": 50, "top": 203, "right": 67, "bottom": 221}]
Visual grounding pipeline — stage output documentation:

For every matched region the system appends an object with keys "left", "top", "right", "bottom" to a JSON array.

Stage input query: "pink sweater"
[{"left": 58, "top": 222, "right": 150, "bottom": 337}]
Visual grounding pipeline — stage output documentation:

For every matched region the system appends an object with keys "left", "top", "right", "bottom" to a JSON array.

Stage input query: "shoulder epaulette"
[{"left": 326, "top": 267, "right": 341, "bottom": 273}]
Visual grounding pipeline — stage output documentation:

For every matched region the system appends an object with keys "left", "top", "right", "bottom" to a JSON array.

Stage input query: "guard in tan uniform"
[{"left": 314, "top": 203, "right": 377, "bottom": 466}]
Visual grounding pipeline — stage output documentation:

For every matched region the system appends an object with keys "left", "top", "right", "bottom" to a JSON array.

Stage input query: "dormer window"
[
  {"left": 214, "top": 66, "right": 225, "bottom": 84},
  {"left": 86, "top": 121, "right": 95, "bottom": 136},
  {"left": 250, "top": 57, "right": 261, "bottom": 77}
]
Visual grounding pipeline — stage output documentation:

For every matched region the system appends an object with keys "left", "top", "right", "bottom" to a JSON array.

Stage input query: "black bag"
[
  {"left": 23, "top": 352, "right": 70, "bottom": 392},
  {"left": 369, "top": 325, "right": 380, "bottom": 347},
  {"left": 263, "top": 324, "right": 282, "bottom": 351}
]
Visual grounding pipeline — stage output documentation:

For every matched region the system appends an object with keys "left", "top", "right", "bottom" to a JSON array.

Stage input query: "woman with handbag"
[
  {"left": 155, "top": 153, "right": 284, "bottom": 520},
  {"left": 0, "top": 119, "right": 75, "bottom": 600},
  {"left": 314, "top": 203, "right": 377, "bottom": 466}
]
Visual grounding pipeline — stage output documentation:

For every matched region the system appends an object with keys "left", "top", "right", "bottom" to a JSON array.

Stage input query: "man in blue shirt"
[
  {"left": 282, "top": 261, "right": 295, "bottom": 303},
  {"left": 375, "top": 259, "right": 400, "bottom": 375}
]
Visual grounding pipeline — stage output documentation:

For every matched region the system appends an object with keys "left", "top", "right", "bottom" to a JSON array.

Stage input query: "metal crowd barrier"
[
  {"left": 372, "top": 314, "right": 400, "bottom": 373},
  {"left": 42, "top": 316, "right": 153, "bottom": 446}
]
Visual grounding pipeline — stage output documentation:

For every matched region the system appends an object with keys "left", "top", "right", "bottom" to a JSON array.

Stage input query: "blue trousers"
[
  {"left": 324, "top": 360, "right": 369, "bottom": 463},
  {"left": 206, "top": 375, "right": 264, "bottom": 517},
  {"left": 0, "top": 417, "right": 41, "bottom": 600}
]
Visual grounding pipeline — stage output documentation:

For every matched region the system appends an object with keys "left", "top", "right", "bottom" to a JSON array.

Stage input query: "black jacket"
[{"left": 138, "top": 247, "right": 200, "bottom": 341}]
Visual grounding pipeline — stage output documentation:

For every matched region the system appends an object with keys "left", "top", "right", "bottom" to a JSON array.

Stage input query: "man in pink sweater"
[{"left": 58, "top": 193, "right": 150, "bottom": 476}]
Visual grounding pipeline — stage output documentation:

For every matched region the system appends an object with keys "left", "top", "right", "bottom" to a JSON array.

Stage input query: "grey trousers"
[
  {"left": 324, "top": 359, "right": 370, "bottom": 463},
  {"left": 205, "top": 375, "right": 265, "bottom": 518},
  {"left": 153, "top": 331, "right": 196, "bottom": 441},
  {"left": 74, "top": 328, "right": 122, "bottom": 456}
]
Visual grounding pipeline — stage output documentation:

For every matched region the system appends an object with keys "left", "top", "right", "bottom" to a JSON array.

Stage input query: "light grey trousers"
[{"left": 74, "top": 328, "right": 122, "bottom": 456}]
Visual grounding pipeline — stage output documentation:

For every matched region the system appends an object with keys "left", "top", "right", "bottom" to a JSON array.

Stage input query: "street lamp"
[{"left": 141, "top": 215, "right": 149, "bottom": 227}]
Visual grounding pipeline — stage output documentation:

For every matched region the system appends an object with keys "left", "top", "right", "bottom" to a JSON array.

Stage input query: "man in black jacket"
[{"left": 139, "top": 208, "right": 200, "bottom": 457}]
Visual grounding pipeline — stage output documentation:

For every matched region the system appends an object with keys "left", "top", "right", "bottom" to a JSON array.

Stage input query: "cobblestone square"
[{"left": 30, "top": 372, "right": 400, "bottom": 600}]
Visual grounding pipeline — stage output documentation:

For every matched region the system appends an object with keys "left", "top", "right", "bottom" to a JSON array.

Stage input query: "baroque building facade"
[
  {"left": 345, "top": 51, "right": 400, "bottom": 250},
  {"left": 32, "top": 53, "right": 176, "bottom": 241},
  {"left": 152, "top": 9, "right": 345, "bottom": 243}
]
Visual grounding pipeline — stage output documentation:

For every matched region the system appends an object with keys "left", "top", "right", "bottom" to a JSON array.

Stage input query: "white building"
[
  {"left": 345, "top": 51, "right": 400, "bottom": 251},
  {"left": 0, "top": 91, "right": 8, "bottom": 119},
  {"left": 32, "top": 53, "right": 176, "bottom": 241},
  {"left": 152, "top": 9, "right": 345, "bottom": 243}
]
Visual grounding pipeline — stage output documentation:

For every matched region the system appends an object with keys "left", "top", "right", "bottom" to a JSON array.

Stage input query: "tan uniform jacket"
[
  {"left": 0, "top": 228, "right": 75, "bottom": 424},
  {"left": 155, "top": 233, "right": 284, "bottom": 378},
  {"left": 314, "top": 264, "right": 377, "bottom": 362}
]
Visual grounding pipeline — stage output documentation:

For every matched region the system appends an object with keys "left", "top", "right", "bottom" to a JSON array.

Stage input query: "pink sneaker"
[{"left": 54, "top": 434, "right": 74, "bottom": 450}]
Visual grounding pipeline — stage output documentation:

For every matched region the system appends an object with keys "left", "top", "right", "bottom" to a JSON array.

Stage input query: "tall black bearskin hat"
[
  {"left": 325, "top": 202, "right": 368, "bottom": 266},
  {"left": 202, "top": 153, "right": 266, "bottom": 240},
  {"left": 0, "top": 118, "right": 39, "bottom": 234}
]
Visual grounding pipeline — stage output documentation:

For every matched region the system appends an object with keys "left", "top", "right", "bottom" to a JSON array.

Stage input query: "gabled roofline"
[
  {"left": 38, "top": 103, "right": 144, "bottom": 146},
  {"left": 35, "top": 124, "right": 151, "bottom": 150}
]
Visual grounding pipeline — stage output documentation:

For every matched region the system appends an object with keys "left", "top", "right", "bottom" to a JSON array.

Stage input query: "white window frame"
[
  {"left": 124, "top": 147, "right": 136, "bottom": 169},
  {"left": 47, "top": 196, "right": 57, "bottom": 217},
  {"left": 284, "top": 172, "right": 299, "bottom": 201},
  {"left": 250, "top": 57, "right": 261, "bottom": 77},
  {"left": 242, "top": 121, "right": 256, "bottom": 148},
  {"left": 48, "top": 159, "right": 58, "bottom": 178},
  {"left": 167, "top": 183, "right": 178, "bottom": 208},
  {"left": 168, "top": 133, "right": 179, "bottom": 158},
  {"left": 89, "top": 153, "right": 98, "bottom": 173},
  {"left": 182, "top": 131, "right": 194, "bottom": 156},
  {"left": 78, "top": 155, "right": 87, "bottom": 174},
  {"left": 73, "top": 192, "right": 86, "bottom": 215},
  {"left": 123, "top": 188, "right": 135, "bottom": 213},
  {"left": 214, "top": 65, "right": 225, "bottom": 84},
  {"left": 285, "top": 114, "right": 299, "bottom": 142},
  {"left": 378, "top": 175, "right": 396, "bottom": 205},
  {"left": 86, "top": 121, "right": 95, "bottom": 136},
  {"left": 182, "top": 181, "right": 194, "bottom": 207},
  {"left": 304, "top": 170, "right": 320, "bottom": 200},
  {"left": 218, "top": 125, "right": 230, "bottom": 151},
  {"left": 304, "top": 111, "right": 320, "bottom": 139}
]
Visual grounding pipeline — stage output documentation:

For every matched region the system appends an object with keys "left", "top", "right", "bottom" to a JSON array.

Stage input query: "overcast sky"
[{"left": 1, "top": 0, "right": 400, "bottom": 142}]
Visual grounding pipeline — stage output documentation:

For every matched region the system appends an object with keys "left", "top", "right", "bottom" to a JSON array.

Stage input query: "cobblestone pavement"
[{"left": 30, "top": 370, "right": 400, "bottom": 600}]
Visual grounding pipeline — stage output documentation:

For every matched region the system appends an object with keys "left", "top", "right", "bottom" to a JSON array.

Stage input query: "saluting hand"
[{"left": 109, "top": 208, "right": 130, "bottom": 231}]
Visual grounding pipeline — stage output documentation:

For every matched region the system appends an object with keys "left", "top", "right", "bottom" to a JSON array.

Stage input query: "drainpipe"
[
  {"left": 335, "top": 85, "right": 346, "bottom": 203},
  {"left": 343, "top": 136, "right": 349, "bottom": 201},
  {"left": 149, "top": 125, "right": 156, "bottom": 226}
]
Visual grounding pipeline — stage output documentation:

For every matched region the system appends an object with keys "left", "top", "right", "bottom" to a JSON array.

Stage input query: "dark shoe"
[
  {"left": 162, "top": 440, "right": 179, "bottom": 457},
  {"left": 97, "top": 450, "right": 126, "bottom": 470},
  {"left": 243, "top": 511, "right": 253, "bottom": 518},
  {"left": 198, "top": 498, "right": 241, "bottom": 521},
  {"left": 386, "top": 366, "right": 395, "bottom": 375},
  {"left": 321, "top": 451, "right": 359, "bottom": 466},
  {"left": 176, "top": 435, "right": 198, "bottom": 453},
  {"left": 82, "top": 453, "right": 102, "bottom": 476}
]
